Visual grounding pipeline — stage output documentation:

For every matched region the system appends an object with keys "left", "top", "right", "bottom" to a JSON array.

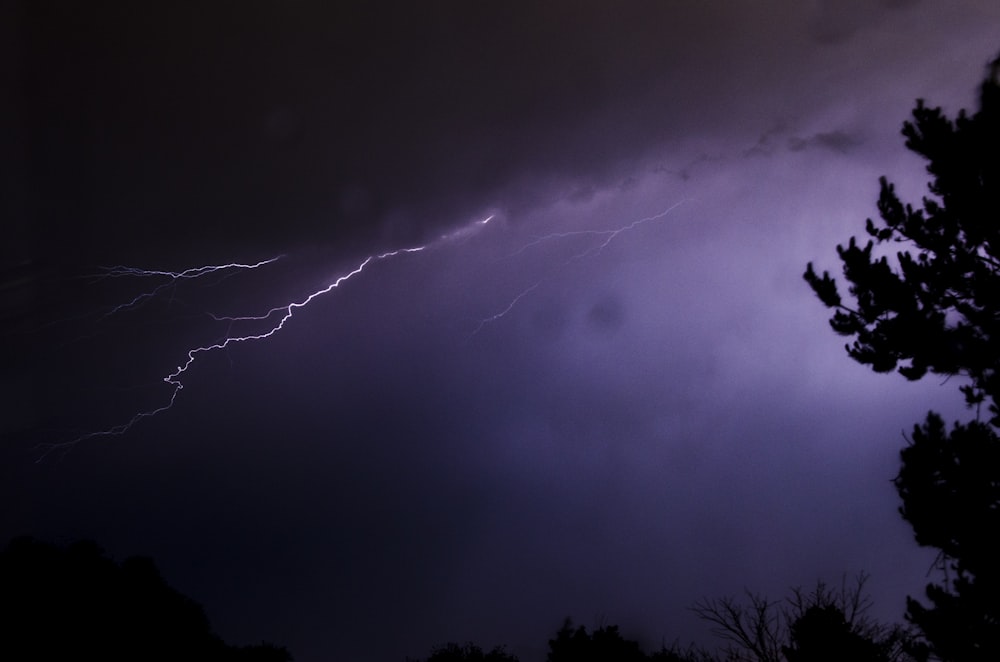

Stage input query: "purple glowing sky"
[{"left": 3, "top": 2, "right": 1000, "bottom": 660}]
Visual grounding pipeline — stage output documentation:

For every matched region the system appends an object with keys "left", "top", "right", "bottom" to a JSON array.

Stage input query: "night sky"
[{"left": 4, "top": 2, "right": 1000, "bottom": 660}]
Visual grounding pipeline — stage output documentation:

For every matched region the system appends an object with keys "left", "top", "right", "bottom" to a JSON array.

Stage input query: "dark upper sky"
[{"left": 3, "top": 2, "right": 1000, "bottom": 661}]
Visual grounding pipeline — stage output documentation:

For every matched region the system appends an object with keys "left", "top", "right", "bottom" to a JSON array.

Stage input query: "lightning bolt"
[
  {"left": 35, "top": 216, "right": 496, "bottom": 460},
  {"left": 473, "top": 200, "right": 688, "bottom": 334}
]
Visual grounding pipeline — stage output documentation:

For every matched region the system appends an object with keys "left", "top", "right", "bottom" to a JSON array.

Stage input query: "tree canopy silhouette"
[
  {"left": 804, "top": 55, "right": 1000, "bottom": 422},
  {"left": 804, "top": 52, "right": 1000, "bottom": 660},
  {"left": 0, "top": 537, "right": 292, "bottom": 662}
]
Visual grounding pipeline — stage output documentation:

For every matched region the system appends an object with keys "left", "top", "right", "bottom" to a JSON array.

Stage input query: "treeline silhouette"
[
  {"left": 1, "top": 535, "right": 918, "bottom": 662},
  {"left": 0, "top": 535, "right": 918, "bottom": 662},
  {"left": 0, "top": 533, "right": 925, "bottom": 661},
  {"left": 409, "top": 575, "right": 917, "bottom": 661},
  {"left": 0, "top": 537, "right": 291, "bottom": 662}
]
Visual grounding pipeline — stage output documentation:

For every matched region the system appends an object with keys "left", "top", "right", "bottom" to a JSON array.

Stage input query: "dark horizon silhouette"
[{"left": 0, "top": 537, "right": 292, "bottom": 661}]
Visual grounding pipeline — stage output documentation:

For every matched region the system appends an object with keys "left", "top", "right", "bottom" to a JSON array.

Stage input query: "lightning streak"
[
  {"left": 474, "top": 200, "right": 687, "bottom": 334},
  {"left": 510, "top": 200, "right": 686, "bottom": 258},
  {"left": 210, "top": 247, "right": 425, "bottom": 325},
  {"left": 471, "top": 282, "right": 541, "bottom": 336},
  {"left": 36, "top": 235, "right": 453, "bottom": 459}
]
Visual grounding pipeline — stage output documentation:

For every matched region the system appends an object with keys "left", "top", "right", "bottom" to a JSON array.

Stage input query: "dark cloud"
[
  {"left": 788, "top": 130, "right": 865, "bottom": 153},
  {"left": 18, "top": 1, "right": 724, "bottom": 263},
  {"left": 743, "top": 122, "right": 790, "bottom": 158}
]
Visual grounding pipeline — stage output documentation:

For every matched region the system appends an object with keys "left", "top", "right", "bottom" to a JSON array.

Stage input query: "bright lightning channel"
[{"left": 36, "top": 214, "right": 498, "bottom": 460}]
